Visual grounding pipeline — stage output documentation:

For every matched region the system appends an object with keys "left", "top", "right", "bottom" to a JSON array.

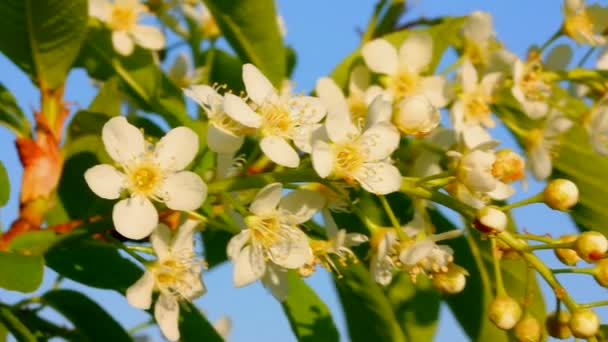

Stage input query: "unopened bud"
[
  {"left": 554, "top": 234, "right": 580, "bottom": 266},
  {"left": 514, "top": 314, "right": 542, "bottom": 342},
  {"left": 543, "top": 179, "right": 579, "bottom": 211},
  {"left": 489, "top": 295, "right": 522, "bottom": 330},
  {"left": 594, "top": 258, "right": 608, "bottom": 287},
  {"left": 546, "top": 310, "right": 572, "bottom": 339},
  {"left": 474, "top": 207, "right": 507, "bottom": 233},
  {"left": 492, "top": 149, "right": 525, "bottom": 183},
  {"left": 575, "top": 231, "right": 608, "bottom": 262},
  {"left": 394, "top": 95, "right": 440, "bottom": 136},
  {"left": 432, "top": 264, "right": 468, "bottom": 294},
  {"left": 569, "top": 308, "right": 600, "bottom": 338}
]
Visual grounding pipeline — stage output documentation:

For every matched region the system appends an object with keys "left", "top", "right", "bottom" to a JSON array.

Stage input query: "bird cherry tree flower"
[
  {"left": 562, "top": 0, "right": 608, "bottom": 46},
  {"left": 361, "top": 32, "right": 449, "bottom": 107},
  {"left": 126, "top": 218, "right": 205, "bottom": 341},
  {"left": 583, "top": 104, "right": 608, "bottom": 156},
  {"left": 462, "top": 11, "right": 499, "bottom": 67},
  {"left": 393, "top": 95, "right": 441, "bottom": 137},
  {"left": 525, "top": 110, "right": 573, "bottom": 180},
  {"left": 167, "top": 53, "right": 204, "bottom": 88},
  {"left": 316, "top": 65, "right": 385, "bottom": 126},
  {"left": 226, "top": 183, "right": 324, "bottom": 300},
  {"left": 89, "top": 0, "right": 166, "bottom": 56},
  {"left": 511, "top": 58, "right": 552, "bottom": 119},
  {"left": 84, "top": 116, "right": 207, "bottom": 239},
  {"left": 311, "top": 97, "right": 402, "bottom": 195},
  {"left": 451, "top": 59, "right": 502, "bottom": 148},
  {"left": 223, "top": 64, "right": 327, "bottom": 167},
  {"left": 184, "top": 85, "right": 253, "bottom": 154}
]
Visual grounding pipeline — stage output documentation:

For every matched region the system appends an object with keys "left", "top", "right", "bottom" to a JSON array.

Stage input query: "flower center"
[
  {"left": 247, "top": 215, "right": 284, "bottom": 249},
  {"left": 333, "top": 142, "right": 366, "bottom": 178},
  {"left": 565, "top": 10, "right": 594, "bottom": 41},
  {"left": 259, "top": 102, "right": 293, "bottom": 137},
  {"left": 520, "top": 62, "right": 549, "bottom": 101},
  {"left": 525, "top": 128, "right": 545, "bottom": 151},
  {"left": 462, "top": 90, "right": 492, "bottom": 125},
  {"left": 389, "top": 70, "right": 420, "bottom": 99},
  {"left": 128, "top": 162, "right": 163, "bottom": 196},
  {"left": 153, "top": 254, "right": 204, "bottom": 300},
  {"left": 347, "top": 95, "right": 368, "bottom": 126},
  {"left": 109, "top": 4, "right": 138, "bottom": 31}
]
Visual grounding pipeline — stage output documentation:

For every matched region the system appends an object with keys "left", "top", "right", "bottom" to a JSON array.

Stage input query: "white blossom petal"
[
  {"left": 223, "top": 93, "right": 263, "bottom": 128},
  {"left": 233, "top": 245, "right": 266, "bottom": 287},
  {"left": 250, "top": 183, "right": 283, "bottom": 215},
  {"left": 84, "top": 164, "right": 125, "bottom": 199},
  {"left": 260, "top": 136, "right": 300, "bottom": 168},
  {"left": 487, "top": 182, "right": 515, "bottom": 200},
  {"left": 460, "top": 59, "right": 478, "bottom": 92},
  {"left": 399, "top": 32, "right": 433, "bottom": 73},
  {"left": 420, "top": 76, "right": 449, "bottom": 108},
  {"left": 172, "top": 218, "right": 200, "bottom": 253},
  {"left": 155, "top": 295, "right": 180, "bottom": 342},
  {"left": 289, "top": 96, "right": 326, "bottom": 124},
  {"left": 126, "top": 271, "right": 155, "bottom": 309},
  {"left": 279, "top": 189, "right": 324, "bottom": 224},
  {"left": 242, "top": 63, "right": 276, "bottom": 105},
  {"left": 89, "top": 0, "right": 110, "bottom": 20},
  {"left": 366, "top": 96, "right": 392, "bottom": 127},
  {"left": 292, "top": 123, "right": 320, "bottom": 154},
  {"left": 184, "top": 85, "right": 222, "bottom": 110},
  {"left": 102, "top": 116, "right": 145, "bottom": 164},
  {"left": 268, "top": 228, "right": 312, "bottom": 269},
  {"left": 154, "top": 127, "right": 199, "bottom": 171},
  {"left": 354, "top": 162, "right": 402, "bottom": 195},
  {"left": 312, "top": 140, "right": 334, "bottom": 178},
  {"left": 159, "top": 171, "right": 207, "bottom": 211},
  {"left": 207, "top": 124, "right": 245, "bottom": 154},
  {"left": 113, "top": 195, "right": 158, "bottom": 240},
  {"left": 227, "top": 229, "right": 252, "bottom": 260},
  {"left": 262, "top": 265, "right": 289, "bottom": 301},
  {"left": 315, "top": 77, "right": 348, "bottom": 118},
  {"left": 360, "top": 122, "right": 400, "bottom": 161},
  {"left": 362, "top": 39, "right": 398, "bottom": 75},
  {"left": 150, "top": 223, "right": 172, "bottom": 259},
  {"left": 132, "top": 25, "right": 165, "bottom": 51},
  {"left": 112, "top": 31, "right": 134, "bottom": 56},
  {"left": 529, "top": 145, "right": 552, "bottom": 180}
]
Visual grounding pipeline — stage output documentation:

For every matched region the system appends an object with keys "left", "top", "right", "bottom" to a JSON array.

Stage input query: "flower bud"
[
  {"left": 492, "top": 149, "right": 526, "bottom": 183},
  {"left": 394, "top": 95, "right": 440, "bottom": 136},
  {"left": 569, "top": 308, "right": 600, "bottom": 338},
  {"left": 514, "top": 314, "right": 542, "bottom": 342},
  {"left": 543, "top": 179, "right": 579, "bottom": 211},
  {"left": 489, "top": 295, "right": 522, "bottom": 330},
  {"left": 432, "top": 264, "right": 468, "bottom": 294},
  {"left": 474, "top": 207, "right": 507, "bottom": 233},
  {"left": 546, "top": 310, "right": 571, "bottom": 339},
  {"left": 594, "top": 258, "right": 608, "bottom": 287},
  {"left": 554, "top": 234, "right": 580, "bottom": 266},
  {"left": 575, "top": 231, "right": 608, "bottom": 262}
]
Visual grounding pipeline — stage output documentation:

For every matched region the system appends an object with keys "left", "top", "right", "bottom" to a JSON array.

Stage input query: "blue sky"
[{"left": 0, "top": 0, "right": 606, "bottom": 341}]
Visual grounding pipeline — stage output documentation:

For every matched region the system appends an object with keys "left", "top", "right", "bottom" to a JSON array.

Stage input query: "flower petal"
[
  {"left": 487, "top": 182, "right": 515, "bottom": 200},
  {"left": 89, "top": 0, "right": 110, "bottom": 21},
  {"left": 360, "top": 122, "right": 400, "bottom": 161},
  {"left": 460, "top": 59, "right": 478, "bottom": 93},
  {"left": 113, "top": 196, "right": 158, "bottom": 240},
  {"left": 172, "top": 218, "right": 200, "bottom": 253},
  {"left": 366, "top": 96, "right": 392, "bottom": 127},
  {"left": 262, "top": 264, "right": 289, "bottom": 301},
  {"left": 223, "top": 93, "right": 262, "bottom": 128},
  {"left": 227, "top": 229, "right": 252, "bottom": 260},
  {"left": 315, "top": 77, "right": 348, "bottom": 117},
  {"left": 260, "top": 136, "right": 300, "bottom": 168},
  {"left": 249, "top": 182, "right": 283, "bottom": 215},
  {"left": 184, "top": 85, "right": 222, "bottom": 109},
  {"left": 529, "top": 145, "right": 552, "bottom": 180},
  {"left": 362, "top": 39, "right": 398, "bottom": 75},
  {"left": 102, "top": 116, "right": 145, "bottom": 164},
  {"left": 419, "top": 75, "right": 449, "bottom": 108},
  {"left": 154, "top": 126, "right": 199, "bottom": 171},
  {"left": 155, "top": 295, "right": 180, "bottom": 342},
  {"left": 150, "top": 223, "right": 172, "bottom": 259},
  {"left": 292, "top": 123, "right": 320, "bottom": 154},
  {"left": 399, "top": 32, "right": 433, "bottom": 73},
  {"left": 268, "top": 228, "right": 312, "bottom": 269},
  {"left": 242, "top": 63, "right": 276, "bottom": 105},
  {"left": 233, "top": 245, "right": 266, "bottom": 287},
  {"left": 354, "top": 162, "right": 402, "bottom": 195},
  {"left": 279, "top": 189, "right": 324, "bottom": 224},
  {"left": 112, "top": 31, "right": 134, "bottom": 56},
  {"left": 289, "top": 96, "right": 327, "bottom": 124},
  {"left": 159, "top": 171, "right": 207, "bottom": 211},
  {"left": 84, "top": 164, "right": 125, "bottom": 199},
  {"left": 126, "top": 271, "right": 155, "bottom": 309},
  {"left": 132, "top": 25, "right": 165, "bottom": 51},
  {"left": 312, "top": 139, "right": 334, "bottom": 178},
  {"left": 207, "top": 124, "right": 245, "bottom": 154}
]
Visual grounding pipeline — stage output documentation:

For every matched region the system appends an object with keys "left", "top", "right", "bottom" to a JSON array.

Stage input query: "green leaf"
[
  {"left": 202, "top": 0, "right": 286, "bottom": 85},
  {"left": 0, "top": 162, "right": 9, "bottom": 207},
  {"left": 0, "top": 306, "right": 36, "bottom": 342},
  {"left": 0, "top": 0, "right": 88, "bottom": 89},
  {"left": 42, "top": 290, "right": 132, "bottom": 342},
  {"left": 0, "top": 320, "right": 7, "bottom": 342},
  {"left": 0, "top": 251, "right": 43, "bottom": 293},
  {"left": 429, "top": 209, "right": 545, "bottom": 342},
  {"left": 281, "top": 272, "right": 340, "bottom": 342},
  {"left": 88, "top": 77, "right": 124, "bottom": 115},
  {"left": 334, "top": 262, "right": 406, "bottom": 342},
  {"left": 8, "top": 230, "right": 57, "bottom": 255},
  {"left": 67, "top": 111, "right": 113, "bottom": 140},
  {"left": 45, "top": 234, "right": 142, "bottom": 291},
  {"left": 0, "top": 84, "right": 28, "bottom": 137},
  {"left": 179, "top": 302, "right": 224, "bottom": 342}
]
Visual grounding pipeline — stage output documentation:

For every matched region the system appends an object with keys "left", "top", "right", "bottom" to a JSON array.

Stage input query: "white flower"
[
  {"left": 126, "top": 219, "right": 205, "bottom": 341},
  {"left": 311, "top": 98, "right": 402, "bottom": 195},
  {"left": 451, "top": 59, "right": 502, "bottom": 148},
  {"left": 394, "top": 95, "right": 440, "bottom": 136},
  {"left": 586, "top": 105, "right": 608, "bottom": 156},
  {"left": 511, "top": 59, "right": 550, "bottom": 119},
  {"left": 85, "top": 117, "right": 206, "bottom": 239},
  {"left": 525, "top": 111, "right": 573, "bottom": 180},
  {"left": 168, "top": 53, "right": 204, "bottom": 88},
  {"left": 563, "top": 0, "right": 608, "bottom": 46},
  {"left": 476, "top": 206, "right": 508, "bottom": 232},
  {"left": 316, "top": 66, "right": 385, "bottom": 126},
  {"left": 462, "top": 11, "right": 502, "bottom": 67},
  {"left": 184, "top": 85, "right": 252, "bottom": 154},
  {"left": 212, "top": 316, "right": 232, "bottom": 340},
  {"left": 361, "top": 33, "right": 449, "bottom": 107},
  {"left": 371, "top": 230, "right": 398, "bottom": 285},
  {"left": 226, "top": 183, "right": 324, "bottom": 300},
  {"left": 224, "top": 64, "right": 327, "bottom": 167},
  {"left": 181, "top": 2, "right": 221, "bottom": 39},
  {"left": 90, "top": 0, "right": 165, "bottom": 56}
]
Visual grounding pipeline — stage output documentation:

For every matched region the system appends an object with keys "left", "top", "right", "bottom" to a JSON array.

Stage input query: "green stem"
[
  {"left": 352, "top": 208, "right": 380, "bottom": 234},
  {"left": 513, "top": 233, "right": 561, "bottom": 244},
  {"left": 580, "top": 300, "right": 608, "bottom": 308},
  {"left": 526, "top": 241, "right": 574, "bottom": 251},
  {"left": 578, "top": 47, "right": 596, "bottom": 67},
  {"left": 379, "top": 195, "right": 407, "bottom": 240},
  {"left": 0, "top": 305, "right": 37, "bottom": 342},
  {"left": 500, "top": 193, "right": 544, "bottom": 211},
  {"left": 539, "top": 29, "right": 562, "bottom": 53},
  {"left": 551, "top": 267, "right": 594, "bottom": 275},
  {"left": 128, "top": 319, "right": 155, "bottom": 334},
  {"left": 491, "top": 238, "right": 507, "bottom": 296},
  {"left": 126, "top": 245, "right": 155, "bottom": 255},
  {"left": 416, "top": 171, "right": 453, "bottom": 186}
]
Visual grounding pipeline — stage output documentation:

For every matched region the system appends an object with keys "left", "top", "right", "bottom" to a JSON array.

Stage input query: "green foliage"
[
  {"left": 0, "top": 84, "right": 28, "bottom": 137},
  {"left": 0, "top": 252, "right": 43, "bottom": 293},
  {"left": 42, "top": 290, "right": 133, "bottom": 342},
  {"left": 0, "top": 306, "right": 36, "bottom": 342},
  {"left": 0, "top": 162, "right": 9, "bottom": 208},
  {"left": 281, "top": 272, "right": 340, "bottom": 342},
  {"left": 202, "top": 0, "right": 286, "bottom": 85},
  {"left": 8, "top": 231, "right": 56, "bottom": 255},
  {"left": 0, "top": 0, "right": 88, "bottom": 89},
  {"left": 179, "top": 302, "right": 224, "bottom": 342}
]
